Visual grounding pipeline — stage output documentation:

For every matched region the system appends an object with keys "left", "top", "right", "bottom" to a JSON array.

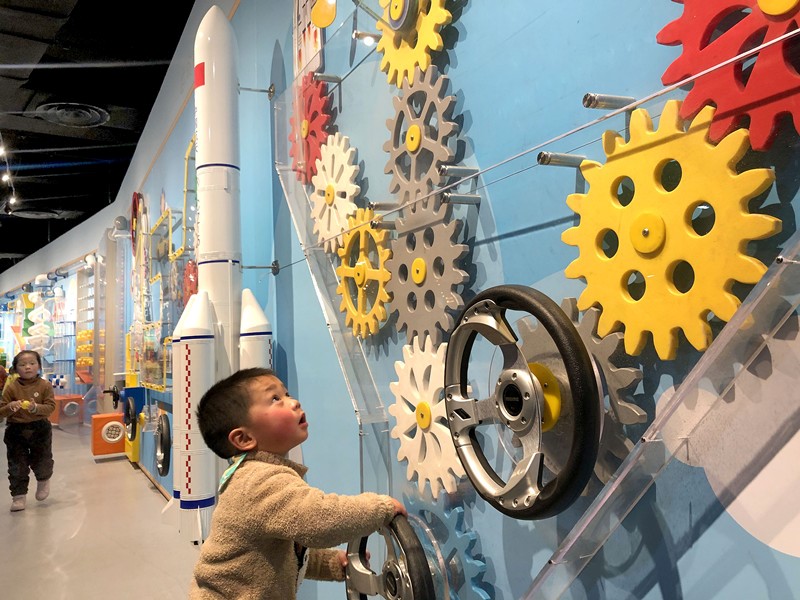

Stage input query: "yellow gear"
[
  {"left": 562, "top": 100, "right": 781, "bottom": 360},
  {"left": 376, "top": 0, "right": 452, "bottom": 88},
  {"left": 336, "top": 208, "right": 393, "bottom": 337}
]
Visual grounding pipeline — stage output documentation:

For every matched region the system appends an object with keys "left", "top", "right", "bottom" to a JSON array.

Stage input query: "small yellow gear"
[
  {"left": 562, "top": 100, "right": 781, "bottom": 360},
  {"left": 376, "top": 0, "right": 452, "bottom": 88},
  {"left": 336, "top": 208, "right": 393, "bottom": 337}
]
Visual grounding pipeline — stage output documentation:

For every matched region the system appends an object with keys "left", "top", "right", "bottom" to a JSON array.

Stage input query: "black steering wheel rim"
[
  {"left": 345, "top": 514, "right": 435, "bottom": 599},
  {"left": 156, "top": 414, "right": 171, "bottom": 476},
  {"left": 444, "top": 284, "right": 601, "bottom": 519},
  {"left": 124, "top": 397, "right": 137, "bottom": 442}
]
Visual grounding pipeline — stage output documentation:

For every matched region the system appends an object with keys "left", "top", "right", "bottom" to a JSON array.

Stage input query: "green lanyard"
[{"left": 218, "top": 453, "right": 247, "bottom": 493}]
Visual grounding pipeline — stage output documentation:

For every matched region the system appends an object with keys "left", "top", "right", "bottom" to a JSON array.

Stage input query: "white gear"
[
  {"left": 310, "top": 133, "right": 360, "bottom": 253},
  {"left": 389, "top": 336, "right": 465, "bottom": 498}
]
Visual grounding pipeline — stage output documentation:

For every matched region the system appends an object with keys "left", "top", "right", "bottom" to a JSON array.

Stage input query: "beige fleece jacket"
[
  {"left": 190, "top": 451, "right": 396, "bottom": 600},
  {"left": 0, "top": 377, "right": 55, "bottom": 422}
]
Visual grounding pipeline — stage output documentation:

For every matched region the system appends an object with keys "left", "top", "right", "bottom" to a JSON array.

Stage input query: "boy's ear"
[{"left": 228, "top": 427, "right": 257, "bottom": 452}]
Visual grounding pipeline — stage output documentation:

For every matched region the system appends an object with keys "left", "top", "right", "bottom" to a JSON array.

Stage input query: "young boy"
[{"left": 190, "top": 368, "right": 406, "bottom": 600}]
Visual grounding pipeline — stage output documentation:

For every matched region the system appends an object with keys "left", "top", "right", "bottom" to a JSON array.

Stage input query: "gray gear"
[
  {"left": 518, "top": 298, "right": 644, "bottom": 482},
  {"left": 386, "top": 205, "right": 468, "bottom": 347},
  {"left": 383, "top": 65, "right": 459, "bottom": 228}
]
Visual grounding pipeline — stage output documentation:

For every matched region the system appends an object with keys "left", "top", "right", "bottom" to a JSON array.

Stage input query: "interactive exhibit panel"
[
  {"left": 119, "top": 1, "right": 800, "bottom": 599},
  {"left": 272, "top": 1, "right": 800, "bottom": 598}
]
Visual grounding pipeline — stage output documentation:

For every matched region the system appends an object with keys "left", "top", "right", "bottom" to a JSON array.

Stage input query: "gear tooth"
[
  {"left": 580, "top": 160, "right": 603, "bottom": 183},
  {"left": 714, "top": 127, "right": 751, "bottom": 162},
  {"left": 624, "top": 326, "right": 652, "bottom": 357},
  {"left": 656, "top": 19, "right": 684, "bottom": 47},
  {"left": 561, "top": 256, "right": 580, "bottom": 278},
  {"left": 743, "top": 213, "right": 782, "bottom": 240},
  {"left": 580, "top": 304, "right": 600, "bottom": 334},
  {"left": 595, "top": 307, "right": 620, "bottom": 338},
  {"left": 627, "top": 108, "right": 654, "bottom": 143},
  {"left": 659, "top": 99, "right": 685, "bottom": 132},
  {"left": 688, "top": 103, "right": 717, "bottom": 133},
  {"left": 683, "top": 318, "right": 713, "bottom": 353},
  {"left": 565, "top": 193, "right": 585, "bottom": 214},
  {"left": 602, "top": 130, "right": 625, "bottom": 157},
  {"left": 731, "top": 255, "right": 769, "bottom": 285},
  {"left": 733, "top": 169, "right": 775, "bottom": 203},
  {"left": 712, "top": 291, "right": 744, "bottom": 323}
]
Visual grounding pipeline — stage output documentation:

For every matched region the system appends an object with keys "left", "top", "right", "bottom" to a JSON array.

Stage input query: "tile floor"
[{"left": 0, "top": 421, "right": 199, "bottom": 599}]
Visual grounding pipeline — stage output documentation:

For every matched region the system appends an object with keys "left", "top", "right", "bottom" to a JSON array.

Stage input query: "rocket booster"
[
  {"left": 167, "top": 5, "right": 281, "bottom": 543},
  {"left": 171, "top": 292, "right": 218, "bottom": 543},
  {"left": 194, "top": 4, "right": 241, "bottom": 380},
  {"left": 240, "top": 288, "right": 273, "bottom": 370}
]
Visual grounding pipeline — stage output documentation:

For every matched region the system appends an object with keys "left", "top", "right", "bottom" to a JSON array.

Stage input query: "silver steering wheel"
[{"left": 444, "top": 285, "right": 601, "bottom": 519}]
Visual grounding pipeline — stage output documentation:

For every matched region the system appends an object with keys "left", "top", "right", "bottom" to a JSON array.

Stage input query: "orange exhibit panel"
[{"left": 91, "top": 413, "right": 125, "bottom": 456}]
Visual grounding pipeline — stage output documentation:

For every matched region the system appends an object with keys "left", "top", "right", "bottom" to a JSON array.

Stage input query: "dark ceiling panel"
[{"left": 0, "top": 0, "right": 196, "bottom": 274}]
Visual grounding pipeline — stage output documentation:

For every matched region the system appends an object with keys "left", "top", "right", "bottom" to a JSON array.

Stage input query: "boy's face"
[{"left": 243, "top": 375, "right": 308, "bottom": 455}]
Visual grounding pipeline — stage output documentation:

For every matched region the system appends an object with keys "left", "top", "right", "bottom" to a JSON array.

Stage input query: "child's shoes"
[
  {"left": 35, "top": 479, "right": 50, "bottom": 501},
  {"left": 10, "top": 495, "right": 26, "bottom": 511}
]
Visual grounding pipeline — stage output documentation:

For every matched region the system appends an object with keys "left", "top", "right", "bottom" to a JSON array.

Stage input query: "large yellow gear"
[
  {"left": 562, "top": 100, "right": 781, "bottom": 360},
  {"left": 335, "top": 208, "right": 393, "bottom": 337},
  {"left": 376, "top": 0, "right": 452, "bottom": 88}
]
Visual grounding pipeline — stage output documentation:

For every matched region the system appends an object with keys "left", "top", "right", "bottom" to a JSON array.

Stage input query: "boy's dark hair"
[
  {"left": 13, "top": 350, "right": 42, "bottom": 370},
  {"left": 197, "top": 367, "right": 275, "bottom": 458}
]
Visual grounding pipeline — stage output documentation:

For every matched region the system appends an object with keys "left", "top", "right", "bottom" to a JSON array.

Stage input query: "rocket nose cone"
[
  {"left": 241, "top": 288, "right": 271, "bottom": 333},
  {"left": 196, "top": 4, "right": 236, "bottom": 54},
  {"left": 182, "top": 290, "right": 215, "bottom": 337},
  {"left": 199, "top": 5, "right": 228, "bottom": 31}
]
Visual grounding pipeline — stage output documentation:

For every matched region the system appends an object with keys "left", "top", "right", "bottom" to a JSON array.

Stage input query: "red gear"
[
  {"left": 658, "top": 1, "right": 800, "bottom": 150},
  {"left": 288, "top": 72, "right": 332, "bottom": 184}
]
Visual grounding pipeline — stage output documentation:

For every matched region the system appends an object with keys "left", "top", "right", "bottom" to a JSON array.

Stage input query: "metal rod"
[
  {"left": 537, "top": 152, "right": 586, "bottom": 168},
  {"left": 439, "top": 165, "right": 479, "bottom": 178},
  {"left": 240, "top": 86, "right": 272, "bottom": 93},
  {"left": 242, "top": 259, "right": 280, "bottom": 275},
  {"left": 370, "top": 220, "right": 396, "bottom": 231},
  {"left": 313, "top": 73, "right": 342, "bottom": 84},
  {"left": 368, "top": 201, "right": 399, "bottom": 211},
  {"left": 443, "top": 192, "right": 481, "bottom": 205},
  {"left": 583, "top": 93, "right": 636, "bottom": 110}
]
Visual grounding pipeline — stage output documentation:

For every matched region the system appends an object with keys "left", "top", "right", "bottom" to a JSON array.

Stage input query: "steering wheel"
[
  {"left": 345, "top": 514, "right": 435, "bottom": 599},
  {"left": 156, "top": 414, "right": 172, "bottom": 476},
  {"left": 124, "top": 397, "right": 138, "bottom": 442},
  {"left": 444, "top": 284, "right": 601, "bottom": 520}
]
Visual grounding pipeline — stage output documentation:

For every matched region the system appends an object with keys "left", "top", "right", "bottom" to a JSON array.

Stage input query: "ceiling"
[{"left": 0, "top": 0, "right": 196, "bottom": 274}]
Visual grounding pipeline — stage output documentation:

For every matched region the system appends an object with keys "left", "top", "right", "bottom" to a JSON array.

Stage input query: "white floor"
[{"left": 0, "top": 420, "right": 199, "bottom": 599}]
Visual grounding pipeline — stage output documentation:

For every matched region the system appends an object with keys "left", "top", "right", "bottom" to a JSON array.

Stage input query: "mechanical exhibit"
[{"left": 7, "top": 1, "right": 795, "bottom": 598}]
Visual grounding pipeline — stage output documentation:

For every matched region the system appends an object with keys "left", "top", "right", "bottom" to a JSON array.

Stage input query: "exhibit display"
[{"left": 2, "top": 0, "right": 799, "bottom": 598}]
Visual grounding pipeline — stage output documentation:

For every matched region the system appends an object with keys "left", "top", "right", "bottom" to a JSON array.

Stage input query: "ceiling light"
[
  {"left": 1, "top": 173, "right": 9, "bottom": 183},
  {"left": 8, "top": 196, "right": 16, "bottom": 205},
  {"left": 0, "top": 146, "right": 4, "bottom": 156}
]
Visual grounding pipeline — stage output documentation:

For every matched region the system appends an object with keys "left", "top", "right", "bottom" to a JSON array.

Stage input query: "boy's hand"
[
  {"left": 337, "top": 549, "right": 348, "bottom": 568},
  {"left": 390, "top": 497, "right": 407, "bottom": 517},
  {"left": 6, "top": 400, "right": 22, "bottom": 412},
  {"left": 339, "top": 549, "right": 370, "bottom": 568}
]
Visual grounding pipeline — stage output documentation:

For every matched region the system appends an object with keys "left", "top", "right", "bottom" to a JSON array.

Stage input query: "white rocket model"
[{"left": 163, "top": 5, "right": 275, "bottom": 544}]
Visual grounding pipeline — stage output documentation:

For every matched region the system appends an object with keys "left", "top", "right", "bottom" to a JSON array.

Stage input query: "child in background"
[
  {"left": 190, "top": 367, "right": 406, "bottom": 600},
  {"left": 0, "top": 350, "right": 56, "bottom": 511}
]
